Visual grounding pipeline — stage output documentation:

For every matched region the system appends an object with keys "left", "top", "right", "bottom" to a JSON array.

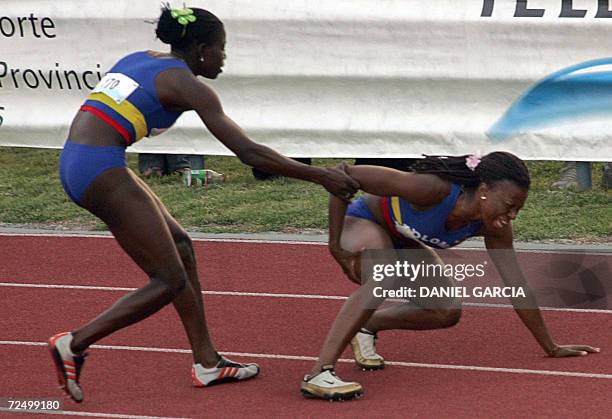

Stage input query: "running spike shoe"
[
  {"left": 300, "top": 366, "right": 363, "bottom": 400},
  {"left": 351, "top": 328, "right": 384, "bottom": 370},
  {"left": 191, "top": 356, "right": 260, "bottom": 387},
  {"left": 48, "top": 332, "right": 87, "bottom": 403}
]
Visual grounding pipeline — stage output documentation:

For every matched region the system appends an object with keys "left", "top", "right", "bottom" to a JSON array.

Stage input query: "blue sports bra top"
[
  {"left": 380, "top": 184, "right": 483, "bottom": 249},
  {"left": 81, "top": 51, "right": 190, "bottom": 145}
]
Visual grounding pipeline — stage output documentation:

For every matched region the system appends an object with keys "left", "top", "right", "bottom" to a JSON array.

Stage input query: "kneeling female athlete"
[
  {"left": 300, "top": 152, "right": 599, "bottom": 400},
  {"left": 48, "top": 6, "right": 358, "bottom": 403}
]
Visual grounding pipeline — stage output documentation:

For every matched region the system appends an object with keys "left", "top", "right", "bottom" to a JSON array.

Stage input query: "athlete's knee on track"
[
  {"left": 439, "top": 308, "right": 461, "bottom": 328},
  {"left": 434, "top": 300, "right": 462, "bottom": 328}
]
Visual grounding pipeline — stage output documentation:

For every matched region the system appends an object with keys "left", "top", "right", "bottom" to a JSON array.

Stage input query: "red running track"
[
  {"left": 0, "top": 235, "right": 611, "bottom": 418},
  {"left": 2, "top": 236, "right": 610, "bottom": 308}
]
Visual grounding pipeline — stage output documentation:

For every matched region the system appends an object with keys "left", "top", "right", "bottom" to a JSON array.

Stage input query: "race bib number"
[{"left": 92, "top": 73, "right": 139, "bottom": 104}]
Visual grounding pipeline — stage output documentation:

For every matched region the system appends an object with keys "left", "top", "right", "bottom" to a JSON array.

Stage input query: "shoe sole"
[
  {"left": 301, "top": 387, "right": 363, "bottom": 401},
  {"left": 300, "top": 380, "right": 363, "bottom": 401},
  {"left": 355, "top": 361, "right": 385, "bottom": 371},
  {"left": 198, "top": 375, "right": 257, "bottom": 387},
  {"left": 47, "top": 338, "right": 83, "bottom": 403},
  {"left": 351, "top": 339, "right": 385, "bottom": 371}
]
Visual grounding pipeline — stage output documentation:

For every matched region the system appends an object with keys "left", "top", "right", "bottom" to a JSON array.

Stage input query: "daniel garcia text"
[{"left": 373, "top": 286, "right": 526, "bottom": 299}]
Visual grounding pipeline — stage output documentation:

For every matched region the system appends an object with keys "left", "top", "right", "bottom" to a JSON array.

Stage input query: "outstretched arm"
[
  {"left": 343, "top": 165, "right": 450, "bottom": 207},
  {"left": 157, "top": 69, "right": 359, "bottom": 199},
  {"left": 485, "top": 225, "right": 599, "bottom": 357}
]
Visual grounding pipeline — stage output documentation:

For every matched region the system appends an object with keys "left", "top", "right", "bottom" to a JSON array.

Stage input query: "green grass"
[{"left": 0, "top": 148, "right": 610, "bottom": 242}]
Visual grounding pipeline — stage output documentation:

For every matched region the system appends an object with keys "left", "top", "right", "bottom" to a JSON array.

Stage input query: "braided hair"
[
  {"left": 410, "top": 152, "right": 531, "bottom": 190},
  {"left": 155, "top": 5, "right": 224, "bottom": 51}
]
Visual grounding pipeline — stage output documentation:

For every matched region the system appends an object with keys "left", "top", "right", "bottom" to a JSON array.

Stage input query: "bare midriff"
[{"left": 66, "top": 110, "right": 126, "bottom": 147}]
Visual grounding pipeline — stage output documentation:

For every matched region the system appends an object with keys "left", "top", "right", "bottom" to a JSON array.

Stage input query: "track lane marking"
[
  {"left": 2, "top": 340, "right": 611, "bottom": 380},
  {"left": 0, "top": 408, "right": 187, "bottom": 419},
  {"left": 0, "top": 231, "right": 326, "bottom": 246},
  {"left": 1, "top": 281, "right": 610, "bottom": 314},
  {"left": 1, "top": 232, "right": 609, "bottom": 254}
]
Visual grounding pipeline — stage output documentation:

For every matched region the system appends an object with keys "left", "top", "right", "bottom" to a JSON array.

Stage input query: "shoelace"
[
  {"left": 317, "top": 366, "right": 340, "bottom": 381},
  {"left": 217, "top": 356, "right": 250, "bottom": 369},
  {"left": 314, "top": 367, "right": 342, "bottom": 382}
]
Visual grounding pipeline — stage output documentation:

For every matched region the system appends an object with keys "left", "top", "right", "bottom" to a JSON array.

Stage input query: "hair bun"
[{"left": 155, "top": 8, "right": 184, "bottom": 45}]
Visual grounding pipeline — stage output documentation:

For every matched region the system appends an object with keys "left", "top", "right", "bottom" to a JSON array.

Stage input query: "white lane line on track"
[
  {"left": 1, "top": 232, "right": 610, "bottom": 254},
  {"left": 0, "top": 408, "right": 187, "bottom": 419},
  {"left": 2, "top": 340, "right": 612, "bottom": 380},
  {"left": 0, "top": 282, "right": 347, "bottom": 300},
  {"left": 0, "top": 232, "right": 325, "bottom": 246},
  {"left": 1, "top": 281, "right": 611, "bottom": 314}
]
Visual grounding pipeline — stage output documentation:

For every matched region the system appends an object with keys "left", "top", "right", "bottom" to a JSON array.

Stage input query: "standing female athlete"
[
  {"left": 48, "top": 6, "right": 358, "bottom": 402},
  {"left": 300, "top": 152, "right": 599, "bottom": 400}
]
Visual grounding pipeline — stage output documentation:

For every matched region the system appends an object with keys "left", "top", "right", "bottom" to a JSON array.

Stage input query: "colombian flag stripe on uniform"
[
  {"left": 80, "top": 105, "right": 132, "bottom": 143},
  {"left": 390, "top": 196, "right": 403, "bottom": 225},
  {"left": 81, "top": 92, "right": 148, "bottom": 144},
  {"left": 380, "top": 197, "right": 403, "bottom": 239}
]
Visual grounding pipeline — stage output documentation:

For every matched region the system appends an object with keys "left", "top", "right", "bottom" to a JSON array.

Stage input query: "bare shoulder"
[
  {"left": 155, "top": 68, "right": 219, "bottom": 112},
  {"left": 414, "top": 172, "right": 450, "bottom": 198},
  {"left": 344, "top": 165, "right": 451, "bottom": 206},
  {"left": 398, "top": 172, "right": 452, "bottom": 206}
]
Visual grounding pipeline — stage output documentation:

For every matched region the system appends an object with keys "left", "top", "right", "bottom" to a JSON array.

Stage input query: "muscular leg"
[
  {"left": 356, "top": 230, "right": 461, "bottom": 332},
  {"left": 363, "top": 300, "right": 460, "bottom": 332},
  {"left": 310, "top": 217, "right": 391, "bottom": 373},
  {"left": 363, "top": 248, "right": 461, "bottom": 332},
  {"left": 134, "top": 176, "right": 219, "bottom": 367},
  {"left": 310, "top": 217, "right": 460, "bottom": 373},
  {"left": 69, "top": 168, "right": 189, "bottom": 354},
  {"left": 344, "top": 219, "right": 461, "bottom": 333}
]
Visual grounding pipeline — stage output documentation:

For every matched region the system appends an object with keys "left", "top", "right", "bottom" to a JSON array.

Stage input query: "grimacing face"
[{"left": 479, "top": 180, "right": 528, "bottom": 230}]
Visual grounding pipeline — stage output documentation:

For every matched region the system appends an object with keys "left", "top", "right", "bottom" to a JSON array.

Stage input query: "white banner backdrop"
[{"left": 1, "top": 0, "right": 612, "bottom": 160}]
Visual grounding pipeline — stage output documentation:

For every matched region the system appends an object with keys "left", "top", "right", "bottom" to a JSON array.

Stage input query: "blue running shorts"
[
  {"left": 346, "top": 197, "right": 377, "bottom": 223},
  {"left": 59, "top": 141, "right": 126, "bottom": 204}
]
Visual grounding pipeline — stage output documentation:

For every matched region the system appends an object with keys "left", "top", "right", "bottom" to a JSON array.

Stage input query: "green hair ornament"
[{"left": 170, "top": 7, "right": 196, "bottom": 37}]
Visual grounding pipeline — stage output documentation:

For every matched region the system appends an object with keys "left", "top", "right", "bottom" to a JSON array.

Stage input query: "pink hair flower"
[{"left": 465, "top": 154, "right": 481, "bottom": 171}]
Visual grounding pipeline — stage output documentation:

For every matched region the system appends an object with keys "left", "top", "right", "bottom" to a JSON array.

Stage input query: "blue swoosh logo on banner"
[{"left": 488, "top": 58, "right": 612, "bottom": 141}]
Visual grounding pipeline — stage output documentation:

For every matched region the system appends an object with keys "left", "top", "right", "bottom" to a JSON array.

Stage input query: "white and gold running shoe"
[
  {"left": 48, "top": 332, "right": 87, "bottom": 403},
  {"left": 300, "top": 366, "right": 363, "bottom": 400},
  {"left": 351, "top": 329, "right": 384, "bottom": 370},
  {"left": 191, "top": 356, "right": 260, "bottom": 387}
]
